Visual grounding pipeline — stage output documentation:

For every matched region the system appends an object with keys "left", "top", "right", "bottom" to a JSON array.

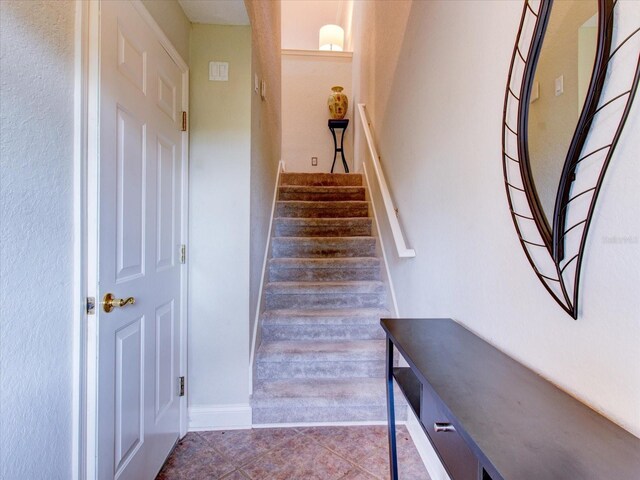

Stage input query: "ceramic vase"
[{"left": 328, "top": 86, "right": 348, "bottom": 119}]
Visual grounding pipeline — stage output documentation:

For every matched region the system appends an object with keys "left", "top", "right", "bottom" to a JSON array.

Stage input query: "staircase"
[{"left": 252, "top": 172, "right": 405, "bottom": 424}]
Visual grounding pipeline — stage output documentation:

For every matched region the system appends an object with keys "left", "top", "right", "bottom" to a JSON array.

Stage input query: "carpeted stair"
[{"left": 252, "top": 172, "right": 405, "bottom": 424}]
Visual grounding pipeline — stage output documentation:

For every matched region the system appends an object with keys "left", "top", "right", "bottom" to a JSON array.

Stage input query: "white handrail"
[{"left": 357, "top": 104, "right": 415, "bottom": 258}]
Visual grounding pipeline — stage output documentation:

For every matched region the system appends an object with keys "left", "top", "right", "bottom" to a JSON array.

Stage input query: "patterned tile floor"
[{"left": 156, "top": 425, "right": 430, "bottom": 480}]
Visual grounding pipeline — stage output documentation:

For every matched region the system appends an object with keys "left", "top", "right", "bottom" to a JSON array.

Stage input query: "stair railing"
[{"left": 357, "top": 104, "right": 415, "bottom": 258}]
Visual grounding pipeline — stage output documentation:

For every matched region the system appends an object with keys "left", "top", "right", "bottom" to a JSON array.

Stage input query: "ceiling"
[{"left": 178, "top": 0, "right": 249, "bottom": 25}]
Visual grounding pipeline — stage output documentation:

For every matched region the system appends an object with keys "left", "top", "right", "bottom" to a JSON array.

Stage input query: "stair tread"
[
  {"left": 280, "top": 173, "right": 363, "bottom": 186},
  {"left": 257, "top": 340, "right": 385, "bottom": 362},
  {"left": 269, "top": 257, "right": 380, "bottom": 266},
  {"left": 265, "top": 280, "right": 385, "bottom": 293},
  {"left": 262, "top": 308, "right": 391, "bottom": 324},
  {"left": 273, "top": 217, "right": 374, "bottom": 238},
  {"left": 273, "top": 236, "right": 374, "bottom": 241},
  {"left": 276, "top": 200, "right": 368, "bottom": 205},
  {"left": 279, "top": 186, "right": 365, "bottom": 192},
  {"left": 252, "top": 377, "right": 390, "bottom": 405},
  {"left": 272, "top": 237, "right": 377, "bottom": 259},
  {"left": 275, "top": 217, "right": 372, "bottom": 222}
]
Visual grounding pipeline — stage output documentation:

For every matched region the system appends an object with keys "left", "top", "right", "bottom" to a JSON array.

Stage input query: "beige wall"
[
  {"left": 142, "top": 0, "right": 191, "bottom": 64},
  {"left": 188, "top": 24, "right": 252, "bottom": 410},
  {"left": 244, "top": 0, "right": 282, "bottom": 363},
  {"left": 359, "top": 0, "right": 640, "bottom": 437},
  {"left": 281, "top": 0, "right": 352, "bottom": 51},
  {"left": 282, "top": 53, "right": 353, "bottom": 173}
]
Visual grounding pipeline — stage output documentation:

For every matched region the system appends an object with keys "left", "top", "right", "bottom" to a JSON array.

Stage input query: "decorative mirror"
[{"left": 502, "top": 0, "right": 639, "bottom": 318}]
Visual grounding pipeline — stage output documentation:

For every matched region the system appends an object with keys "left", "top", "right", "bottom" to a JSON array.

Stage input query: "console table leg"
[
  {"left": 339, "top": 127, "right": 349, "bottom": 173},
  {"left": 330, "top": 127, "right": 338, "bottom": 173},
  {"left": 331, "top": 150, "right": 338, "bottom": 174},
  {"left": 386, "top": 337, "right": 399, "bottom": 480}
]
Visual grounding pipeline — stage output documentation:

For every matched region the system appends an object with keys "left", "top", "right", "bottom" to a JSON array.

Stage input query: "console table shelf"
[
  {"left": 393, "top": 367, "right": 421, "bottom": 418},
  {"left": 382, "top": 318, "right": 640, "bottom": 480}
]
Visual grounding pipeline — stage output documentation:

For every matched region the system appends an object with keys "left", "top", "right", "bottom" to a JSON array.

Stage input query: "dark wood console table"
[{"left": 382, "top": 318, "right": 640, "bottom": 480}]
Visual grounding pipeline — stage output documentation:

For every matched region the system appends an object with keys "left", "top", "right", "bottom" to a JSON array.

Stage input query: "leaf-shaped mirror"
[{"left": 502, "top": 0, "right": 640, "bottom": 318}]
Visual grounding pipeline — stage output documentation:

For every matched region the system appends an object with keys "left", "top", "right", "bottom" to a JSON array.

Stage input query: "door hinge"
[
  {"left": 86, "top": 297, "right": 96, "bottom": 315},
  {"left": 181, "top": 111, "right": 187, "bottom": 132},
  {"left": 178, "top": 376, "right": 185, "bottom": 397},
  {"left": 180, "top": 244, "right": 186, "bottom": 264}
]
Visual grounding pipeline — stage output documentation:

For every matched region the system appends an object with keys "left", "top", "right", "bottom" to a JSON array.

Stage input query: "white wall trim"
[
  {"left": 248, "top": 160, "right": 286, "bottom": 394},
  {"left": 179, "top": 72, "right": 190, "bottom": 439},
  {"left": 189, "top": 404, "right": 253, "bottom": 431},
  {"left": 84, "top": 0, "right": 100, "bottom": 475},
  {"left": 405, "top": 407, "right": 451, "bottom": 480},
  {"left": 282, "top": 48, "right": 353, "bottom": 59},
  {"left": 72, "top": 1, "right": 91, "bottom": 479},
  {"left": 361, "top": 162, "right": 400, "bottom": 317}
]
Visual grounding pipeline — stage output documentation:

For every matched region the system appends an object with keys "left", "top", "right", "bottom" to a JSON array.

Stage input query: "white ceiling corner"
[{"left": 178, "top": 0, "right": 250, "bottom": 25}]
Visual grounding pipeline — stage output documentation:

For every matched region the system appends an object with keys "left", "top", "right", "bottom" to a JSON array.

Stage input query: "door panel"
[
  {"left": 157, "top": 74, "right": 176, "bottom": 121},
  {"left": 114, "top": 318, "right": 144, "bottom": 472},
  {"left": 117, "top": 23, "right": 147, "bottom": 94},
  {"left": 156, "top": 137, "right": 176, "bottom": 271},
  {"left": 155, "top": 301, "right": 174, "bottom": 419},
  {"left": 96, "top": 2, "right": 184, "bottom": 479},
  {"left": 115, "top": 106, "right": 146, "bottom": 282}
]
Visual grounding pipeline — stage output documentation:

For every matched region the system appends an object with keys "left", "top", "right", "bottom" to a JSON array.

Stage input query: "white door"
[{"left": 95, "top": 2, "right": 184, "bottom": 478}]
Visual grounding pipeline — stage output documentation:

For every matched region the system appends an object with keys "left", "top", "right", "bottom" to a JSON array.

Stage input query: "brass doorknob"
[{"left": 102, "top": 293, "right": 136, "bottom": 313}]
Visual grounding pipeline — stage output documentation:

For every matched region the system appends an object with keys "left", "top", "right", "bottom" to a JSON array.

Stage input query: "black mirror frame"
[
  {"left": 502, "top": 0, "right": 640, "bottom": 318},
  {"left": 551, "top": 0, "right": 613, "bottom": 261}
]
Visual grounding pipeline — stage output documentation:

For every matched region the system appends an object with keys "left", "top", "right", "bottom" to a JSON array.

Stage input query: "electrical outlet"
[{"left": 311, "top": 157, "right": 318, "bottom": 166}]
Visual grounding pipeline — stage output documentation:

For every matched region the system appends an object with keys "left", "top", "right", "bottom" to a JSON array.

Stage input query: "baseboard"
[
  {"left": 361, "top": 162, "right": 400, "bottom": 316},
  {"left": 188, "top": 404, "right": 252, "bottom": 431},
  {"left": 248, "top": 160, "right": 285, "bottom": 395},
  {"left": 405, "top": 407, "right": 451, "bottom": 480}
]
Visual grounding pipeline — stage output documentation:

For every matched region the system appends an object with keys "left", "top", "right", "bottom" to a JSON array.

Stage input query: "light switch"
[
  {"left": 530, "top": 81, "right": 539, "bottom": 103},
  {"left": 209, "top": 62, "right": 229, "bottom": 81},
  {"left": 555, "top": 75, "right": 564, "bottom": 96}
]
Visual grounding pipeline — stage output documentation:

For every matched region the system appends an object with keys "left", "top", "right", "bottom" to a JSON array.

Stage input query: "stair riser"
[
  {"left": 269, "top": 266, "right": 380, "bottom": 282},
  {"left": 274, "top": 222, "right": 372, "bottom": 237},
  {"left": 265, "top": 293, "right": 386, "bottom": 310},
  {"left": 257, "top": 361, "right": 384, "bottom": 380},
  {"left": 252, "top": 405, "right": 406, "bottom": 424},
  {"left": 272, "top": 239, "right": 376, "bottom": 258},
  {"left": 262, "top": 324, "right": 386, "bottom": 341},
  {"left": 276, "top": 203, "right": 368, "bottom": 218},
  {"left": 278, "top": 190, "right": 365, "bottom": 202},
  {"left": 280, "top": 173, "right": 362, "bottom": 187}
]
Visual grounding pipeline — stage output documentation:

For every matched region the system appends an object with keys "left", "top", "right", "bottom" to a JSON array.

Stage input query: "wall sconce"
[{"left": 319, "top": 24, "right": 344, "bottom": 51}]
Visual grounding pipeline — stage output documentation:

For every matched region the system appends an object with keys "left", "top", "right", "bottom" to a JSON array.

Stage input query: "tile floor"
[{"left": 156, "top": 425, "right": 430, "bottom": 480}]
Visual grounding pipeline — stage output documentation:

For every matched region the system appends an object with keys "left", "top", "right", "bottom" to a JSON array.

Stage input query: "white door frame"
[{"left": 73, "top": 2, "right": 189, "bottom": 478}]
